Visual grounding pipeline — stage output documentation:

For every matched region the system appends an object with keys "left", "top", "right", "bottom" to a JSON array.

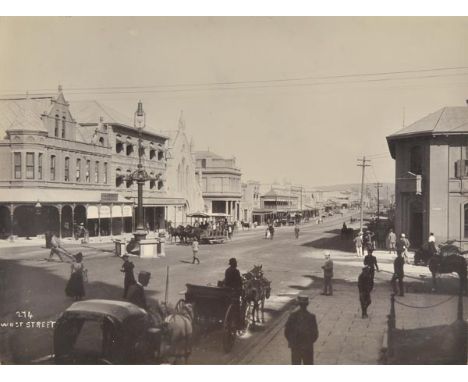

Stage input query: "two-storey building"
[
  {"left": 194, "top": 151, "right": 242, "bottom": 220},
  {"left": 387, "top": 105, "right": 468, "bottom": 249},
  {"left": 0, "top": 88, "right": 132, "bottom": 239}
]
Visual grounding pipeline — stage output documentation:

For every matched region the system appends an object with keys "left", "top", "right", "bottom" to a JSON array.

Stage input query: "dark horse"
[
  {"left": 240, "top": 221, "right": 251, "bottom": 230},
  {"left": 242, "top": 265, "right": 271, "bottom": 324},
  {"left": 428, "top": 254, "right": 467, "bottom": 295}
]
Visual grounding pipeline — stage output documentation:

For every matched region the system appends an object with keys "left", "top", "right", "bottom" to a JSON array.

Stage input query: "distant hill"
[{"left": 313, "top": 183, "right": 395, "bottom": 198}]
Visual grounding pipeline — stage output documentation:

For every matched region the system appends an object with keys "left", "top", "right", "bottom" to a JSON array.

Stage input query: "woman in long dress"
[{"left": 65, "top": 252, "right": 85, "bottom": 300}]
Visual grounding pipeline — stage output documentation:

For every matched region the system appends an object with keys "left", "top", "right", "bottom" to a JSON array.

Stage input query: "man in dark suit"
[
  {"left": 224, "top": 258, "right": 243, "bottom": 291},
  {"left": 284, "top": 295, "right": 319, "bottom": 365},
  {"left": 391, "top": 252, "right": 405, "bottom": 296},
  {"left": 358, "top": 266, "right": 373, "bottom": 318},
  {"left": 127, "top": 271, "right": 151, "bottom": 310}
]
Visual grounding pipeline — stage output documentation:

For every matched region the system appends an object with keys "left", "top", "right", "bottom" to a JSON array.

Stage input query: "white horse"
[{"left": 159, "top": 300, "right": 193, "bottom": 364}]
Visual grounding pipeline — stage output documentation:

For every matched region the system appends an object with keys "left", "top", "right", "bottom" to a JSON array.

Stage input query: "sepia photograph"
[{"left": 0, "top": 10, "right": 467, "bottom": 369}]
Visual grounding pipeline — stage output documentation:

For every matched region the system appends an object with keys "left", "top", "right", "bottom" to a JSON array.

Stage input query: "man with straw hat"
[{"left": 284, "top": 295, "right": 319, "bottom": 365}]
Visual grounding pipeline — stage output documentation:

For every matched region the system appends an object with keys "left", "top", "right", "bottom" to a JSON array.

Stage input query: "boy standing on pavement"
[
  {"left": 321, "top": 252, "right": 334, "bottom": 296},
  {"left": 387, "top": 229, "right": 397, "bottom": 254},
  {"left": 284, "top": 295, "right": 319, "bottom": 365},
  {"left": 354, "top": 232, "right": 364, "bottom": 257},
  {"left": 192, "top": 239, "right": 200, "bottom": 264},
  {"left": 294, "top": 224, "right": 300, "bottom": 239}
]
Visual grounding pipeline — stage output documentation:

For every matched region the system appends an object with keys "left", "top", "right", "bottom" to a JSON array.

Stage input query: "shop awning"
[
  {"left": 187, "top": 212, "right": 210, "bottom": 218},
  {"left": 0, "top": 188, "right": 133, "bottom": 204}
]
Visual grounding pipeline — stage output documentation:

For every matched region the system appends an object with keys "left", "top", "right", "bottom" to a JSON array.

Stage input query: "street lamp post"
[{"left": 125, "top": 101, "right": 162, "bottom": 250}]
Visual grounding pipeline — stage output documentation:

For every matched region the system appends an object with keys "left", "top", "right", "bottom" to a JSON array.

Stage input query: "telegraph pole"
[
  {"left": 375, "top": 182, "right": 382, "bottom": 220},
  {"left": 357, "top": 156, "right": 371, "bottom": 232}
]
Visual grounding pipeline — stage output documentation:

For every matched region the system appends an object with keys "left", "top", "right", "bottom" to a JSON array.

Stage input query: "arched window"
[
  {"left": 115, "top": 168, "right": 123, "bottom": 188},
  {"left": 62, "top": 116, "right": 66, "bottom": 138},
  {"left": 150, "top": 149, "right": 156, "bottom": 159},
  {"left": 54, "top": 115, "right": 59, "bottom": 137},
  {"left": 158, "top": 180, "right": 164, "bottom": 190},
  {"left": 116, "top": 135, "right": 124, "bottom": 153},
  {"left": 158, "top": 150, "right": 164, "bottom": 161},
  {"left": 126, "top": 144, "right": 134, "bottom": 156},
  {"left": 126, "top": 170, "right": 132, "bottom": 188},
  {"left": 410, "top": 146, "right": 422, "bottom": 175},
  {"left": 103, "top": 162, "right": 108, "bottom": 184},
  {"left": 149, "top": 172, "right": 156, "bottom": 189},
  {"left": 99, "top": 137, "right": 104, "bottom": 146}
]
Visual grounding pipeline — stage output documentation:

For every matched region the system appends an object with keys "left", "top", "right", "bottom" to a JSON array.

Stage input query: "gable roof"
[
  {"left": 388, "top": 107, "right": 468, "bottom": 139},
  {"left": 0, "top": 97, "right": 52, "bottom": 135},
  {"left": 70, "top": 100, "right": 168, "bottom": 140}
]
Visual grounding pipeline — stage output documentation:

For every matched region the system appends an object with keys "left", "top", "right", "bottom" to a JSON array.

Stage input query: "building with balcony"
[
  {"left": 387, "top": 105, "right": 468, "bottom": 249},
  {"left": 0, "top": 87, "right": 177, "bottom": 240},
  {"left": 0, "top": 88, "right": 132, "bottom": 239},
  {"left": 194, "top": 150, "right": 242, "bottom": 220}
]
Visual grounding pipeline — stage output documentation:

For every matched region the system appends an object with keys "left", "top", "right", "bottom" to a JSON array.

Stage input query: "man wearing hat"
[
  {"left": 321, "top": 252, "right": 333, "bottom": 296},
  {"left": 284, "top": 295, "right": 319, "bottom": 365},
  {"left": 396, "top": 233, "right": 410, "bottom": 263},
  {"left": 358, "top": 266, "right": 373, "bottom": 318},
  {"left": 127, "top": 271, "right": 151, "bottom": 310},
  {"left": 391, "top": 252, "right": 405, "bottom": 297},
  {"left": 120, "top": 254, "right": 136, "bottom": 298},
  {"left": 223, "top": 258, "right": 243, "bottom": 292}
]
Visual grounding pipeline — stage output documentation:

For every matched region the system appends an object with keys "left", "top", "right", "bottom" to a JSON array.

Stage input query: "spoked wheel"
[
  {"left": 222, "top": 304, "right": 237, "bottom": 353},
  {"left": 238, "top": 300, "right": 252, "bottom": 336}
]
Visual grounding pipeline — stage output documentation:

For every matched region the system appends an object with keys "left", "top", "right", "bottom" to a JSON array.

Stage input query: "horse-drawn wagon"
[
  {"left": 179, "top": 265, "right": 271, "bottom": 353},
  {"left": 180, "top": 283, "right": 249, "bottom": 352}
]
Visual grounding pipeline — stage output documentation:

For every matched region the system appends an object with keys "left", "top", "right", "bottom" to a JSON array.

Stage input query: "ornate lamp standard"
[{"left": 126, "top": 101, "right": 161, "bottom": 248}]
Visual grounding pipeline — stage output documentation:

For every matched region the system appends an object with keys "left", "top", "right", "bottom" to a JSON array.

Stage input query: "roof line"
[{"left": 432, "top": 107, "right": 446, "bottom": 132}]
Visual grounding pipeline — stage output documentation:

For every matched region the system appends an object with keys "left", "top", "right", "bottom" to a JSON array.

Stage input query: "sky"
[{"left": 1, "top": 17, "right": 468, "bottom": 188}]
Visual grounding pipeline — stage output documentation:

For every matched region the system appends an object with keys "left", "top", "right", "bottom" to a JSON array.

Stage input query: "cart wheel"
[
  {"left": 223, "top": 304, "right": 237, "bottom": 353},
  {"left": 238, "top": 300, "right": 251, "bottom": 336}
]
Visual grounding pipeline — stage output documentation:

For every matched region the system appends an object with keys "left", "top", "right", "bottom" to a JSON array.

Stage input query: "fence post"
[
  {"left": 387, "top": 293, "right": 396, "bottom": 360},
  {"left": 457, "top": 289, "right": 463, "bottom": 321},
  {"left": 456, "top": 290, "right": 467, "bottom": 364}
]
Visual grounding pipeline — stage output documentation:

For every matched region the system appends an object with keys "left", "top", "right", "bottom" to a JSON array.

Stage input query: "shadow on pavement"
[
  {"left": 0, "top": 258, "right": 161, "bottom": 364},
  {"left": 301, "top": 235, "right": 354, "bottom": 253}
]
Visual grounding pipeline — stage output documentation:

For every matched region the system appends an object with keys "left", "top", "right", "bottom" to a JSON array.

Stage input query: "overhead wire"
[{"left": 2, "top": 65, "right": 468, "bottom": 97}]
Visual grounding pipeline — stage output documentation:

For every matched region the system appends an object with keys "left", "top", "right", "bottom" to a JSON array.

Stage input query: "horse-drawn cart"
[{"left": 180, "top": 283, "right": 249, "bottom": 352}]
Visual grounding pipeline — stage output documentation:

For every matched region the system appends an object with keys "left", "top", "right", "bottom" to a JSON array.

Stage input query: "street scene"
[{"left": 0, "top": 16, "right": 468, "bottom": 366}]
